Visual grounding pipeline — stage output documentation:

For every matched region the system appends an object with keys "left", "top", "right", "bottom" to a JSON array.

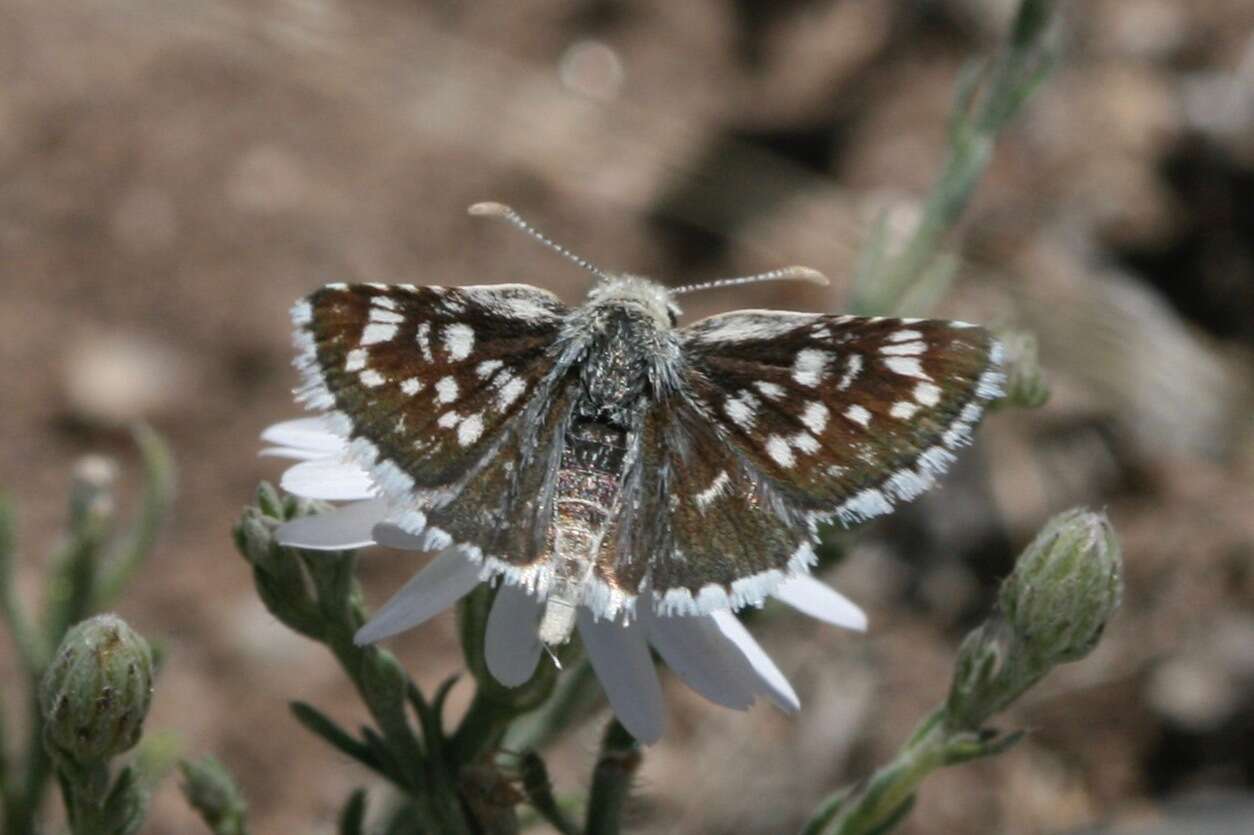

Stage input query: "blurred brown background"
[{"left": 2, "top": 0, "right": 1253, "bottom": 833}]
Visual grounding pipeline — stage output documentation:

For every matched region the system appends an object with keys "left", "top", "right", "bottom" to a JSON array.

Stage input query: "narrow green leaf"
[
  {"left": 289, "top": 702, "right": 380, "bottom": 774},
  {"left": 338, "top": 788, "right": 368, "bottom": 835}
]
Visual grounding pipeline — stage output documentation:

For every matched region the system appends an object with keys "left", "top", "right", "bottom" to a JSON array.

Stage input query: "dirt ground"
[{"left": 2, "top": 1, "right": 1253, "bottom": 833}]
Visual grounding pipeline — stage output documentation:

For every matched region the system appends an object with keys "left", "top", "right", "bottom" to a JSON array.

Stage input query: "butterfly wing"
[
  {"left": 597, "top": 311, "right": 1004, "bottom": 615},
  {"left": 294, "top": 282, "right": 572, "bottom": 559}
]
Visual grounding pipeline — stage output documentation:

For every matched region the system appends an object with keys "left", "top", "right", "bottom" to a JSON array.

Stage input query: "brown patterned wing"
[
  {"left": 293, "top": 282, "right": 568, "bottom": 510},
  {"left": 596, "top": 311, "right": 1003, "bottom": 616}
]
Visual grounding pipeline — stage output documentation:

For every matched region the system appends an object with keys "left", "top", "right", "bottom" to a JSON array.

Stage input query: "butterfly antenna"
[
  {"left": 669, "top": 265, "right": 829, "bottom": 297},
  {"left": 469, "top": 202, "right": 614, "bottom": 283}
]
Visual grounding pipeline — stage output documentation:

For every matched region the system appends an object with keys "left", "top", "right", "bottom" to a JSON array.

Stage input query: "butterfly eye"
[{"left": 666, "top": 302, "right": 681, "bottom": 327}]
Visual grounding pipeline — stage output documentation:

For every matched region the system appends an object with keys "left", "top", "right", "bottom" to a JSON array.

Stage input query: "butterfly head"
[{"left": 585, "top": 273, "right": 681, "bottom": 328}]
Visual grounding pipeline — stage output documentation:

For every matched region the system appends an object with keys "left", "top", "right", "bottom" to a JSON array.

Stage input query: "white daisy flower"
[{"left": 262, "top": 417, "right": 867, "bottom": 744}]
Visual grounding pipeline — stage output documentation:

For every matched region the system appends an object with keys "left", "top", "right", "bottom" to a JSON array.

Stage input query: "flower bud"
[
  {"left": 946, "top": 618, "right": 1014, "bottom": 728},
  {"left": 41, "top": 614, "right": 154, "bottom": 765},
  {"left": 69, "top": 455, "right": 117, "bottom": 535},
  {"left": 235, "top": 484, "right": 345, "bottom": 640},
  {"left": 994, "top": 330, "right": 1049, "bottom": 410},
  {"left": 999, "top": 508, "right": 1122, "bottom": 666},
  {"left": 179, "top": 756, "right": 249, "bottom": 835}
]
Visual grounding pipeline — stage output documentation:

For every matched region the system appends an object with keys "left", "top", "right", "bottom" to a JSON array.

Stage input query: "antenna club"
[
  {"left": 784, "top": 266, "right": 830, "bottom": 287},
  {"left": 468, "top": 201, "right": 513, "bottom": 218}
]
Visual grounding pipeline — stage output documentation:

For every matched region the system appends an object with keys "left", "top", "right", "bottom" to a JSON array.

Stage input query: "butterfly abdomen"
[{"left": 538, "top": 420, "right": 629, "bottom": 646}]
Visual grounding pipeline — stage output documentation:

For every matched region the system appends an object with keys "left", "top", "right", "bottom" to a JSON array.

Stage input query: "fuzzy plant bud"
[
  {"left": 41, "top": 614, "right": 154, "bottom": 766},
  {"left": 179, "top": 756, "right": 249, "bottom": 835},
  {"left": 69, "top": 454, "right": 117, "bottom": 533},
  {"left": 947, "top": 508, "right": 1122, "bottom": 730},
  {"left": 994, "top": 330, "right": 1049, "bottom": 409},
  {"left": 1000, "top": 508, "right": 1122, "bottom": 666},
  {"left": 946, "top": 617, "right": 1016, "bottom": 729}
]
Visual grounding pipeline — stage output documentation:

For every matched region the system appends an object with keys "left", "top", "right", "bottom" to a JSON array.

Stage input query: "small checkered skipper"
[{"left": 291, "top": 203, "right": 1004, "bottom": 649}]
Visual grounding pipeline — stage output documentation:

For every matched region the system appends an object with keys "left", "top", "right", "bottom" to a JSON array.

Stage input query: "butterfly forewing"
[
  {"left": 293, "top": 283, "right": 568, "bottom": 501},
  {"left": 681, "top": 312, "right": 1004, "bottom": 525}
]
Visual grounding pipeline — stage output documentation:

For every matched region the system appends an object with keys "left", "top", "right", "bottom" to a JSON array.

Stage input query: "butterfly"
[{"left": 290, "top": 203, "right": 1004, "bottom": 649}]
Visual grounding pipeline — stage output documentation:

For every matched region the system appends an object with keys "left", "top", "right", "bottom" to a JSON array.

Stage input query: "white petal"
[
  {"left": 773, "top": 575, "right": 867, "bottom": 632},
  {"left": 371, "top": 522, "right": 429, "bottom": 551},
  {"left": 260, "top": 446, "right": 333, "bottom": 461},
  {"left": 276, "top": 498, "right": 388, "bottom": 550},
  {"left": 577, "top": 611, "right": 666, "bottom": 745},
  {"left": 281, "top": 459, "right": 377, "bottom": 501},
  {"left": 484, "top": 586, "right": 543, "bottom": 687},
  {"left": 261, "top": 418, "right": 345, "bottom": 455},
  {"left": 353, "top": 547, "right": 482, "bottom": 644},
  {"left": 641, "top": 608, "right": 755, "bottom": 710},
  {"left": 711, "top": 610, "right": 800, "bottom": 713}
]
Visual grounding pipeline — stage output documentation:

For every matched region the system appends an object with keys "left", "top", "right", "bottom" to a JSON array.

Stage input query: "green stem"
[
  {"left": 850, "top": 0, "right": 1057, "bottom": 316},
  {"left": 0, "top": 495, "right": 45, "bottom": 674},
  {"left": 43, "top": 529, "right": 102, "bottom": 656},
  {"left": 322, "top": 581, "right": 470, "bottom": 835},
  {"left": 4, "top": 692, "right": 52, "bottom": 835},
  {"left": 504, "top": 659, "right": 598, "bottom": 753},
  {"left": 583, "top": 720, "right": 641, "bottom": 835},
  {"left": 519, "top": 751, "right": 579, "bottom": 835},
  {"left": 93, "top": 425, "right": 175, "bottom": 608},
  {"left": 805, "top": 709, "right": 948, "bottom": 835},
  {"left": 450, "top": 691, "right": 511, "bottom": 767}
]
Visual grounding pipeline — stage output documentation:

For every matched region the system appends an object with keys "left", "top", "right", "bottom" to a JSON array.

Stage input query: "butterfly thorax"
[{"left": 538, "top": 278, "right": 679, "bottom": 647}]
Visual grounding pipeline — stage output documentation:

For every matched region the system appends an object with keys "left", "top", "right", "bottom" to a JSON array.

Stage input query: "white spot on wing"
[
  {"left": 360, "top": 369, "right": 386, "bottom": 388},
  {"left": 890, "top": 400, "right": 920, "bottom": 420},
  {"left": 792, "top": 349, "right": 831, "bottom": 387},
  {"left": 695, "top": 471, "right": 730, "bottom": 509},
  {"left": 442, "top": 323, "right": 476, "bottom": 361},
  {"left": 883, "top": 356, "right": 932, "bottom": 380},
  {"left": 801, "top": 401, "right": 829, "bottom": 434},
  {"left": 345, "top": 348, "right": 368, "bottom": 372},
  {"left": 400, "top": 377, "right": 423, "bottom": 396},
  {"left": 791, "top": 432, "right": 820, "bottom": 454},
  {"left": 416, "top": 322, "right": 433, "bottom": 362},
  {"left": 437, "top": 411, "right": 459, "bottom": 429},
  {"left": 457, "top": 413, "right": 484, "bottom": 447},
  {"left": 754, "top": 381, "right": 786, "bottom": 400},
  {"left": 879, "top": 341, "right": 926, "bottom": 356},
  {"left": 914, "top": 381, "right": 942, "bottom": 406},
  {"left": 766, "top": 435, "right": 795, "bottom": 468},
  {"left": 360, "top": 323, "right": 398, "bottom": 345},
  {"left": 369, "top": 307, "right": 404, "bottom": 324},
  {"left": 496, "top": 375, "right": 527, "bottom": 411},
  {"left": 887, "top": 329, "right": 924, "bottom": 343},
  {"left": 838, "top": 354, "right": 863, "bottom": 390},
  {"left": 435, "top": 376, "right": 459, "bottom": 404},
  {"left": 724, "top": 390, "right": 759, "bottom": 430},
  {"left": 476, "top": 360, "right": 503, "bottom": 379},
  {"left": 843, "top": 404, "right": 872, "bottom": 427}
]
